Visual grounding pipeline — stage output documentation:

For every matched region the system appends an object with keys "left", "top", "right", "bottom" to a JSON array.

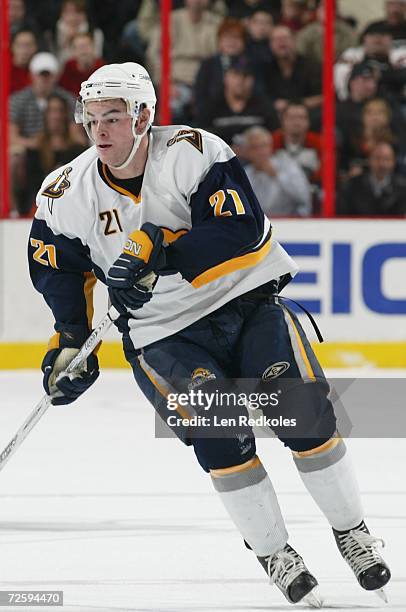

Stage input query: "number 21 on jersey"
[
  {"left": 209, "top": 189, "right": 245, "bottom": 217},
  {"left": 30, "top": 239, "right": 58, "bottom": 268}
]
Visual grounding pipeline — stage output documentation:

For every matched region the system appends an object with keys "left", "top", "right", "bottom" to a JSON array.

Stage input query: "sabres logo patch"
[
  {"left": 188, "top": 367, "right": 216, "bottom": 390},
  {"left": 42, "top": 167, "right": 73, "bottom": 199},
  {"left": 167, "top": 129, "right": 203, "bottom": 153},
  {"left": 262, "top": 362, "right": 290, "bottom": 380}
]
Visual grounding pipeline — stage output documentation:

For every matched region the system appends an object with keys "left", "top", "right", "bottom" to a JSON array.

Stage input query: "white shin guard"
[
  {"left": 211, "top": 456, "right": 288, "bottom": 558},
  {"left": 293, "top": 438, "right": 364, "bottom": 531}
]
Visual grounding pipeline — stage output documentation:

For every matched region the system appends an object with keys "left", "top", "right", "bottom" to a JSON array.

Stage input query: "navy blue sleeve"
[
  {"left": 165, "top": 156, "right": 271, "bottom": 287},
  {"left": 28, "top": 218, "right": 95, "bottom": 339}
]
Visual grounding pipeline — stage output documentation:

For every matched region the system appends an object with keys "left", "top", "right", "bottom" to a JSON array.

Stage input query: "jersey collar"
[{"left": 97, "top": 159, "right": 142, "bottom": 205}]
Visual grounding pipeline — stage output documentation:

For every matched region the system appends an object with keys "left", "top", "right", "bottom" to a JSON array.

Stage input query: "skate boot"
[
  {"left": 333, "top": 520, "right": 391, "bottom": 601},
  {"left": 257, "top": 543, "right": 322, "bottom": 607}
]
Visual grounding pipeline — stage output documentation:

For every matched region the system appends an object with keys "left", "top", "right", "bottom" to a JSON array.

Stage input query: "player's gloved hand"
[
  {"left": 106, "top": 222, "right": 166, "bottom": 314},
  {"left": 41, "top": 326, "right": 99, "bottom": 405}
]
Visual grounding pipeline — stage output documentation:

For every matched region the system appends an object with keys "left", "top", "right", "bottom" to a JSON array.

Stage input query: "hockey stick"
[{"left": 0, "top": 305, "right": 120, "bottom": 472}]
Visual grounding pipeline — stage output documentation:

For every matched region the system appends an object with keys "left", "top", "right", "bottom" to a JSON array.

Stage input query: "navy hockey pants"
[{"left": 126, "top": 289, "right": 336, "bottom": 473}]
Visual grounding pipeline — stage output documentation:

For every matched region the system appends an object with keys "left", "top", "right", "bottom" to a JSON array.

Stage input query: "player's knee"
[
  {"left": 192, "top": 436, "right": 256, "bottom": 473},
  {"left": 291, "top": 433, "right": 345, "bottom": 464},
  {"left": 270, "top": 380, "right": 336, "bottom": 452}
]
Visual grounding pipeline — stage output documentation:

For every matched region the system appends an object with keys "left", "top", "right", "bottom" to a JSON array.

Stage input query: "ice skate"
[
  {"left": 333, "top": 520, "right": 391, "bottom": 601},
  {"left": 257, "top": 543, "right": 323, "bottom": 607}
]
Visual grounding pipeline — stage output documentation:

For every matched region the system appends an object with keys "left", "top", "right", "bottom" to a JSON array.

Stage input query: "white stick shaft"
[{"left": 0, "top": 306, "right": 120, "bottom": 472}]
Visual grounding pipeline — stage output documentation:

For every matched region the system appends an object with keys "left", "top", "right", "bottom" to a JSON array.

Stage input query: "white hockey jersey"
[{"left": 29, "top": 126, "right": 298, "bottom": 350}]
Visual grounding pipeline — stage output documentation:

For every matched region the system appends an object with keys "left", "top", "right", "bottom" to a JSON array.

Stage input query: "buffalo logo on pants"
[
  {"left": 188, "top": 367, "right": 216, "bottom": 390},
  {"left": 262, "top": 362, "right": 290, "bottom": 380}
]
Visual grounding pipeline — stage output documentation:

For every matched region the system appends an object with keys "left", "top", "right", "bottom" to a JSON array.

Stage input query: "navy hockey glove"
[
  {"left": 42, "top": 326, "right": 99, "bottom": 405},
  {"left": 107, "top": 223, "right": 166, "bottom": 314}
]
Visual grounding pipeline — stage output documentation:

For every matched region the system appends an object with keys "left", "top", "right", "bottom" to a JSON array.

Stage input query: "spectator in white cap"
[
  {"left": 9, "top": 52, "right": 76, "bottom": 151},
  {"left": 9, "top": 51, "right": 81, "bottom": 215}
]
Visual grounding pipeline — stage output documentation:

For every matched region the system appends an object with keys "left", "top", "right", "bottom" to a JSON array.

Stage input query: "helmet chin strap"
[
  {"left": 110, "top": 133, "right": 143, "bottom": 170},
  {"left": 110, "top": 117, "right": 149, "bottom": 171}
]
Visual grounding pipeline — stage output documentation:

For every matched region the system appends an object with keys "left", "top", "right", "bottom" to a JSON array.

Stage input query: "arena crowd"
[{"left": 8, "top": 0, "right": 406, "bottom": 217}]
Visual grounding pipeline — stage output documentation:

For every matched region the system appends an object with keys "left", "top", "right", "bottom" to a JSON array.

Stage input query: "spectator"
[
  {"left": 338, "top": 141, "right": 406, "bottom": 215},
  {"left": 9, "top": 52, "right": 77, "bottom": 215},
  {"left": 49, "top": 0, "right": 104, "bottom": 67},
  {"left": 336, "top": 63, "right": 382, "bottom": 142},
  {"left": 59, "top": 32, "right": 104, "bottom": 96},
  {"left": 259, "top": 25, "right": 322, "bottom": 119},
  {"left": 86, "top": 0, "right": 141, "bottom": 62},
  {"left": 339, "top": 98, "right": 399, "bottom": 178},
  {"left": 199, "top": 61, "right": 279, "bottom": 145},
  {"left": 147, "top": 0, "right": 221, "bottom": 121},
  {"left": 25, "top": 93, "right": 87, "bottom": 210},
  {"left": 136, "top": 0, "right": 225, "bottom": 43},
  {"left": 130, "top": 0, "right": 162, "bottom": 50},
  {"left": 363, "top": 0, "right": 406, "bottom": 45},
  {"left": 278, "top": 0, "right": 314, "bottom": 32},
  {"left": 24, "top": 0, "right": 63, "bottom": 34},
  {"left": 147, "top": 0, "right": 221, "bottom": 86},
  {"left": 334, "top": 23, "right": 406, "bottom": 101},
  {"left": 226, "top": 0, "right": 280, "bottom": 21},
  {"left": 297, "top": 3, "right": 357, "bottom": 64},
  {"left": 10, "top": 29, "right": 38, "bottom": 94},
  {"left": 9, "top": 0, "right": 40, "bottom": 40},
  {"left": 245, "top": 10, "right": 274, "bottom": 65},
  {"left": 272, "top": 102, "right": 322, "bottom": 184},
  {"left": 118, "top": 14, "right": 149, "bottom": 65},
  {"left": 243, "top": 126, "right": 312, "bottom": 216},
  {"left": 194, "top": 18, "right": 247, "bottom": 119},
  {"left": 10, "top": 52, "right": 75, "bottom": 153}
]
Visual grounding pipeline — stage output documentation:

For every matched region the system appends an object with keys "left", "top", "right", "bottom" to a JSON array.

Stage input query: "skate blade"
[
  {"left": 303, "top": 586, "right": 324, "bottom": 608},
  {"left": 374, "top": 588, "right": 388, "bottom": 603}
]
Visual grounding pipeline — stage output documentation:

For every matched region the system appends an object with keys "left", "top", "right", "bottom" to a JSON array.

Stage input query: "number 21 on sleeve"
[
  {"left": 209, "top": 189, "right": 245, "bottom": 217},
  {"left": 30, "top": 238, "right": 58, "bottom": 268}
]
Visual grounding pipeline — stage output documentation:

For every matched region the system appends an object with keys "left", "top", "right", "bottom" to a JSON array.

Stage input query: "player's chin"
[{"left": 96, "top": 145, "right": 114, "bottom": 163}]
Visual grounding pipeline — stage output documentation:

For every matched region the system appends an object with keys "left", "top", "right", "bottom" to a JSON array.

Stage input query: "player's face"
[{"left": 86, "top": 100, "right": 134, "bottom": 167}]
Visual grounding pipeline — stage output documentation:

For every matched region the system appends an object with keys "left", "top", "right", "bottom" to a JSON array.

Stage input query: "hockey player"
[{"left": 28, "top": 62, "right": 390, "bottom": 607}]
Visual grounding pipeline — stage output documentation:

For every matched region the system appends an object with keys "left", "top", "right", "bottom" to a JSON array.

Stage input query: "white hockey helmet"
[{"left": 75, "top": 62, "right": 157, "bottom": 170}]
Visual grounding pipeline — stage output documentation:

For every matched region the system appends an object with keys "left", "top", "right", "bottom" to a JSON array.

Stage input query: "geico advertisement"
[
  {"left": 0, "top": 220, "right": 405, "bottom": 342},
  {"left": 275, "top": 219, "right": 406, "bottom": 341}
]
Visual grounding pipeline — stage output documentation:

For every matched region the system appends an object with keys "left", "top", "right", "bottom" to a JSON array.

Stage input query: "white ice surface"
[{"left": 0, "top": 370, "right": 404, "bottom": 612}]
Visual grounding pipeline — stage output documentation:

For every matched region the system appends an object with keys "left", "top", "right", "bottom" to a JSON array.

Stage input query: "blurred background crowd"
[{"left": 7, "top": 0, "right": 406, "bottom": 218}]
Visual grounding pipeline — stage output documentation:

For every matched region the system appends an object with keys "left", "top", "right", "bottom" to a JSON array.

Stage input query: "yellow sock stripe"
[
  {"left": 292, "top": 435, "right": 342, "bottom": 458},
  {"left": 210, "top": 455, "right": 261, "bottom": 478},
  {"left": 137, "top": 357, "right": 191, "bottom": 421},
  {"left": 191, "top": 237, "right": 271, "bottom": 288},
  {"left": 283, "top": 307, "right": 316, "bottom": 381}
]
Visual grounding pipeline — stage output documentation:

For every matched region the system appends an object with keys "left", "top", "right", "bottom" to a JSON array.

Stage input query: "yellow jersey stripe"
[
  {"left": 138, "top": 357, "right": 191, "bottom": 421},
  {"left": 161, "top": 227, "right": 188, "bottom": 244},
  {"left": 284, "top": 308, "right": 316, "bottom": 381},
  {"left": 191, "top": 237, "right": 271, "bottom": 288},
  {"left": 48, "top": 333, "right": 60, "bottom": 350},
  {"left": 84, "top": 272, "right": 96, "bottom": 329}
]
